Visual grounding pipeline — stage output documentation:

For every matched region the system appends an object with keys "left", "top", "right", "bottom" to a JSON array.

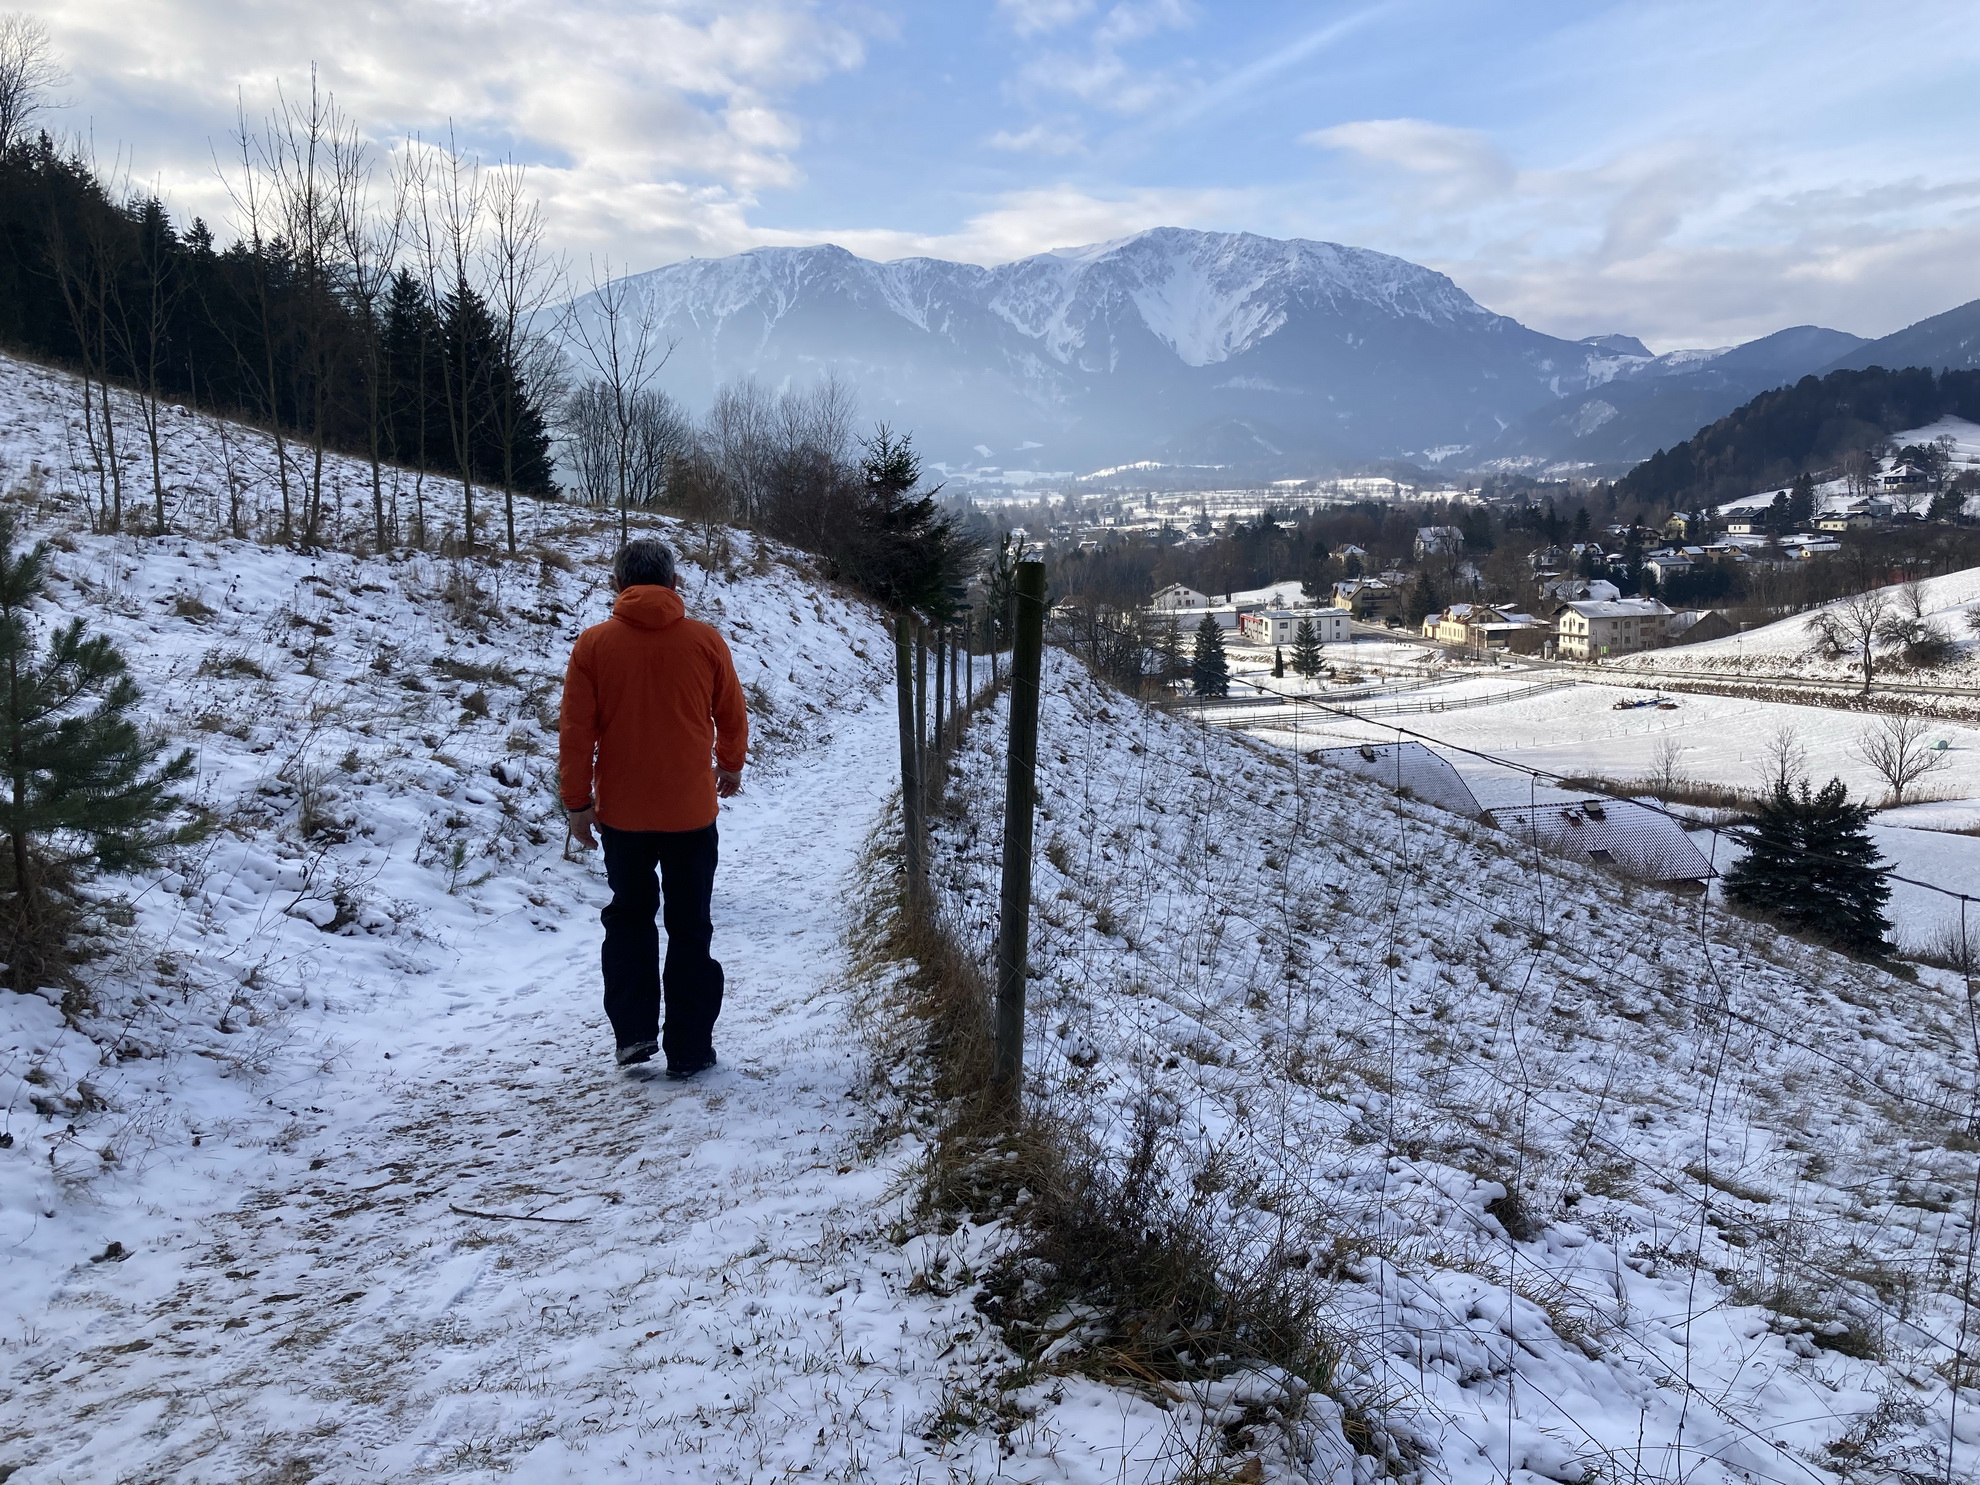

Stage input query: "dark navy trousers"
[{"left": 599, "top": 822, "right": 723, "bottom": 1067}]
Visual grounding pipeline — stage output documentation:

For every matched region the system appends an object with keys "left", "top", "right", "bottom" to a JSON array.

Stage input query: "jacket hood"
[{"left": 611, "top": 584, "right": 687, "bottom": 631}]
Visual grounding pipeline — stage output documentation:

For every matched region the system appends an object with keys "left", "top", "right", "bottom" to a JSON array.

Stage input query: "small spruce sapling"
[
  {"left": 0, "top": 512, "right": 195, "bottom": 990},
  {"left": 1191, "top": 613, "right": 1230, "bottom": 698},
  {"left": 1272, "top": 645, "right": 1285, "bottom": 679}
]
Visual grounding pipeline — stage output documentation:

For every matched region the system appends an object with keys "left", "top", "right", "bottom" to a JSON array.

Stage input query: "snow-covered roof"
[
  {"left": 1312, "top": 742, "right": 1486, "bottom": 820},
  {"left": 1559, "top": 599, "right": 1673, "bottom": 619},
  {"left": 1492, "top": 799, "right": 1715, "bottom": 882}
]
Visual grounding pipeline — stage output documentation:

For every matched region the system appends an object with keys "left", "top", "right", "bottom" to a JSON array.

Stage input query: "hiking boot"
[
  {"left": 665, "top": 1051, "right": 717, "bottom": 1082},
  {"left": 615, "top": 1039, "right": 659, "bottom": 1069}
]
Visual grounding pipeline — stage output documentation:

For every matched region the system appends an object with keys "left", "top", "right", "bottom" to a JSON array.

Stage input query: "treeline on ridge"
[
  {"left": 1618, "top": 366, "right": 1980, "bottom": 511},
  {"left": 0, "top": 98, "right": 555, "bottom": 549}
]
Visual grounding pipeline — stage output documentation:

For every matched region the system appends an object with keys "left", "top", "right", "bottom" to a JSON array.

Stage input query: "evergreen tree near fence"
[
  {"left": 1191, "top": 613, "right": 1230, "bottom": 698},
  {"left": 1723, "top": 776, "right": 1892, "bottom": 956}
]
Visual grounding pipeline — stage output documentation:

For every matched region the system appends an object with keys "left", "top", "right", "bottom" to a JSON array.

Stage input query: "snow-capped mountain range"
[{"left": 566, "top": 228, "right": 1872, "bottom": 476}]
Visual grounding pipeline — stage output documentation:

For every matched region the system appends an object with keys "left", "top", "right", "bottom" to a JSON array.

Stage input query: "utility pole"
[{"left": 993, "top": 561, "right": 1047, "bottom": 1100}]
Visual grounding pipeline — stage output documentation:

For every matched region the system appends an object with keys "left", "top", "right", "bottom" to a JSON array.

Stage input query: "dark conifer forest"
[
  {"left": 0, "top": 127, "right": 555, "bottom": 544},
  {"left": 1618, "top": 366, "right": 1980, "bottom": 511}
]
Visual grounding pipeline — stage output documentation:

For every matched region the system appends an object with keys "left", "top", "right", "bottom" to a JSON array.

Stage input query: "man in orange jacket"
[{"left": 559, "top": 539, "right": 748, "bottom": 1079}]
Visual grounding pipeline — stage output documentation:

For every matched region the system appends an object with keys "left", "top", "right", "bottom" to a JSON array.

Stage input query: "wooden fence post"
[
  {"left": 993, "top": 560, "right": 1047, "bottom": 1100},
  {"left": 933, "top": 625, "right": 947, "bottom": 758},
  {"left": 894, "top": 614, "right": 925, "bottom": 904}
]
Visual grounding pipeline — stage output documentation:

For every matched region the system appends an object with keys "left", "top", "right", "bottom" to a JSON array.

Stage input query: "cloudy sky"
[{"left": 23, "top": 0, "right": 1980, "bottom": 349}]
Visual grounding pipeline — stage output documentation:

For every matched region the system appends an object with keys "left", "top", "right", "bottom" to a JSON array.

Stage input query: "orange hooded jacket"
[{"left": 558, "top": 584, "right": 748, "bottom": 833}]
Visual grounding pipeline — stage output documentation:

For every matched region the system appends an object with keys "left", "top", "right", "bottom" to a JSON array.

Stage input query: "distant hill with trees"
[{"left": 1616, "top": 366, "right": 1980, "bottom": 511}]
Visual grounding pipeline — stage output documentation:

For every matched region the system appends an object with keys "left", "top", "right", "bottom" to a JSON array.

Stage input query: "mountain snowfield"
[
  {"left": 562, "top": 228, "right": 1879, "bottom": 478},
  {"left": 1, "top": 346, "right": 1978, "bottom": 1482},
  {"left": 567, "top": 229, "right": 1631, "bottom": 475}
]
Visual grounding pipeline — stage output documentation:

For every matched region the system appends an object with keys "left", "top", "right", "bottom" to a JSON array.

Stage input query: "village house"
[
  {"left": 1150, "top": 583, "right": 1213, "bottom": 611},
  {"left": 1424, "top": 603, "right": 1480, "bottom": 643},
  {"left": 1643, "top": 551, "right": 1693, "bottom": 586},
  {"left": 1426, "top": 604, "right": 1547, "bottom": 654},
  {"left": 1666, "top": 608, "right": 1740, "bottom": 645},
  {"left": 1239, "top": 608, "right": 1350, "bottom": 646},
  {"left": 1816, "top": 511, "right": 1876, "bottom": 533},
  {"left": 1552, "top": 596, "right": 1674, "bottom": 659},
  {"left": 1331, "top": 578, "right": 1401, "bottom": 623},
  {"left": 1414, "top": 525, "right": 1463, "bottom": 559},
  {"left": 1539, "top": 576, "right": 1621, "bottom": 604}
]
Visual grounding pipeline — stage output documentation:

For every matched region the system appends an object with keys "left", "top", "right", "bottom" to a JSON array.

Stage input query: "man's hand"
[
  {"left": 566, "top": 806, "right": 599, "bottom": 850},
  {"left": 716, "top": 767, "right": 743, "bottom": 799}
]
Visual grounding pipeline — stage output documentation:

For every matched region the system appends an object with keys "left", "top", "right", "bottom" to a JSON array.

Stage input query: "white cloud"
[
  {"left": 987, "top": 122, "right": 1085, "bottom": 156},
  {"left": 1008, "top": 0, "right": 1193, "bottom": 116},
  {"left": 1303, "top": 118, "right": 1514, "bottom": 201},
  {"left": 995, "top": 0, "right": 1096, "bottom": 38},
  {"left": 1299, "top": 118, "right": 1980, "bottom": 345},
  {"left": 754, "top": 183, "right": 1244, "bottom": 265},
  {"left": 20, "top": 0, "right": 873, "bottom": 268}
]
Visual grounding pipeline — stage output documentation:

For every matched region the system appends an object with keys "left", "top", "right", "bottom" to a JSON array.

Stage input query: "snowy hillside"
[
  {"left": 1619, "top": 564, "right": 1980, "bottom": 687},
  {"left": 934, "top": 654, "right": 1980, "bottom": 1483},
  {"left": 0, "top": 352, "right": 1269, "bottom": 1482}
]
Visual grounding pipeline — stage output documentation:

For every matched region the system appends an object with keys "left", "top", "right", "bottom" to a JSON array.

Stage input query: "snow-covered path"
[{"left": 7, "top": 699, "right": 994, "bottom": 1481}]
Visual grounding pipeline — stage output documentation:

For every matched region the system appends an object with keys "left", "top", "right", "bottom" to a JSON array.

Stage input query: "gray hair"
[{"left": 613, "top": 539, "right": 677, "bottom": 589}]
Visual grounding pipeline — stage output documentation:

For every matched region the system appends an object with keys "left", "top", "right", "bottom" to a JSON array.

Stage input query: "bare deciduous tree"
[
  {"left": 559, "top": 381, "right": 687, "bottom": 516},
  {"left": 1856, "top": 712, "right": 1951, "bottom": 808},
  {"left": 412, "top": 130, "right": 488, "bottom": 551},
  {"left": 1805, "top": 588, "right": 1893, "bottom": 693},
  {"left": 41, "top": 140, "right": 128, "bottom": 530},
  {"left": 335, "top": 121, "right": 404, "bottom": 551},
  {"left": 1841, "top": 448, "right": 1878, "bottom": 501},
  {"left": 217, "top": 97, "right": 298, "bottom": 542},
  {"left": 1755, "top": 723, "right": 1807, "bottom": 796},
  {"left": 564, "top": 260, "right": 672, "bottom": 544},
  {"left": 1647, "top": 735, "right": 1687, "bottom": 796},
  {"left": 0, "top": 13, "right": 64, "bottom": 154},
  {"left": 485, "top": 161, "right": 563, "bottom": 553}
]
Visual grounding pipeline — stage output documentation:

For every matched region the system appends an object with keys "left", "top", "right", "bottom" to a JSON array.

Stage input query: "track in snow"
[{"left": 8, "top": 699, "right": 990, "bottom": 1481}]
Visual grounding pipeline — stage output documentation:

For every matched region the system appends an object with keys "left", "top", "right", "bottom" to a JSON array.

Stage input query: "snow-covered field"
[
  {"left": 937, "top": 656, "right": 1980, "bottom": 1484},
  {"left": 1229, "top": 675, "right": 1980, "bottom": 948}
]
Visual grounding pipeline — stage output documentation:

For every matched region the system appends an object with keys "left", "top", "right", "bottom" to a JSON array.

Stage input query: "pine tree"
[
  {"left": 1724, "top": 776, "right": 1891, "bottom": 956},
  {"left": 0, "top": 514, "right": 195, "bottom": 989},
  {"left": 1191, "top": 613, "right": 1230, "bottom": 698},
  {"left": 1405, "top": 570, "right": 1442, "bottom": 627},
  {"left": 1788, "top": 471, "right": 1816, "bottom": 528},
  {"left": 1292, "top": 616, "right": 1322, "bottom": 678},
  {"left": 1272, "top": 645, "right": 1285, "bottom": 679}
]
